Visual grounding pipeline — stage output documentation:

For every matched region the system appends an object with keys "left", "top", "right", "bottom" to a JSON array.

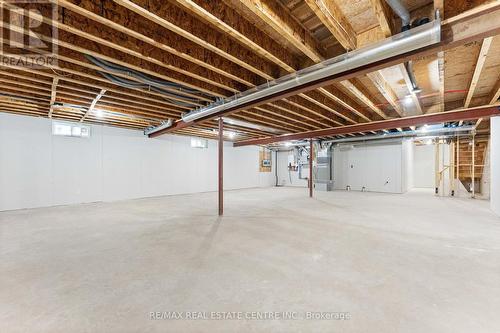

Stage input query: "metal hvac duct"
[
  {"left": 268, "top": 125, "right": 475, "bottom": 148},
  {"left": 385, "top": 0, "right": 411, "bottom": 26},
  {"left": 384, "top": 0, "right": 428, "bottom": 93},
  {"left": 181, "top": 19, "right": 440, "bottom": 123},
  {"left": 144, "top": 119, "right": 173, "bottom": 136}
]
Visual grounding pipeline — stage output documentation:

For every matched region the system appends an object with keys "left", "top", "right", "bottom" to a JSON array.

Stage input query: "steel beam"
[
  {"left": 309, "top": 139, "right": 313, "bottom": 198},
  {"left": 234, "top": 106, "right": 500, "bottom": 147},
  {"left": 218, "top": 117, "right": 224, "bottom": 216}
]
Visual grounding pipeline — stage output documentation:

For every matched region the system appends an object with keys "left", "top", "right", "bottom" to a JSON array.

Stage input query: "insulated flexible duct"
[{"left": 85, "top": 55, "right": 207, "bottom": 106}]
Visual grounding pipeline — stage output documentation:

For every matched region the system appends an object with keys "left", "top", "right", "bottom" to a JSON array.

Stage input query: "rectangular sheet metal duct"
[{"left": 181, "top": 20, "right": 440, "bottom": 123}]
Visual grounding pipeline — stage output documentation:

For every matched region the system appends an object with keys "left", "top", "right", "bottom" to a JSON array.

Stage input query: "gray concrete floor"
[{"left": 1, "top": 187, "right": 500, "bottom": 333}]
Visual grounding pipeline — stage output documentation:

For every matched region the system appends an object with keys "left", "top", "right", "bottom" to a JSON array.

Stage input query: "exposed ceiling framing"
[{"left": 0, "top": 0, "right": 499, "bottom": 144}]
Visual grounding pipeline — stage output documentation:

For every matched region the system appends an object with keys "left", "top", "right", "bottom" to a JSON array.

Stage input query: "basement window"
[
  {"left": 191, "top": 137, "right": 208, "bottom": 148},
  {"left": 52, "top": 122, "right": 90, "bottom": 138}
]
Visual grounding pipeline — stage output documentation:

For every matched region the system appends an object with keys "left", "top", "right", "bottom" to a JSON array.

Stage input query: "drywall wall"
[
  {"left": 413, "top": 144, "right": 435, "bottom": 188},
  {"left": 0, "top": 113, "right": 274, "bottom": 211},
  {"left": 481, "top": 141, "right": 491, "bottom": 200},
  {"left": 402, "top": 139, "right": 414, "bottom": 192},
  {"left": 491, "top": 116, "right": 500, "bottom": 216},
  {"left": 276, "top": 140, "right": 408, "bottom": 193},
  {"left": 333, "top": 140, "right": 403, "bottom": 193}
]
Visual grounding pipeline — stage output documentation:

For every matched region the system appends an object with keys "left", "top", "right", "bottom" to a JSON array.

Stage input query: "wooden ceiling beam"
[
  {"left": 358, "top": 4, "right": 407, "bottom": 117},
  {"left": 0, "top": 102, "right": 46, "bottom": 112},
  {"left": 229, "top": 114, "right": 293, "bottom": 133},
  {"left": 305, "top": 0, "right": 392, "bottom": 119},
  {"left": 0, "top": 71, "right": 184, "bottom": 119},
  {"left": 234, "top": 0, "right": 325, "bottom": 62},
  {"left": 298, "top": 93, "right": 357, "bottom": 124},
  {"left": 464, "top": 37, "right": 493, "bottom": 108},
  {"left": 489, "top": 77, "right": 500, "bottom": 105},
  {"left": 51, "top": 51, "right": 205, "bottom": 105},
  {"left": 270, "top": 101, "right": 330, "bottom": 128},
  {"left": 221, "top": 0, "right": 368, "bottom": 122},
  {"left": 55, "top": 0, "right": 259, "bottom": 87},
  {"left": 367, "top": 70, "right": 404, "bottom": 116},
  {"left": 253, "top": 105, "right": 320, "bottom": 130},
  {"left": 304, "top": 0, "right": 357, "bottom": 50},
  {"left": 317, "top": 87, "right": 372, "bottom": 122},
  {"left": 151, "top": 2, "right": 500, "bottom": 137},
  {"left": 114, "top": 0, "right": 367, "bottom": 126},
  {"left": 171, "top": 0, "right": 298, "bottom": 72},
  {"left": 6, "top": 2, "right": 246, "bottom": 95},
  {"left": 340, "top": 80, "right": 389, "bottom": 120},
  {"left": 370, "top": 0, "right": 394, "bottom": 37},
  {"left": 0, "top": 21, "right": 225, "bottom": 99},
  {"left": 112, "top": 0, "right": 277, "bottom": 80},
  {"left": 251, "top": 108, "right": 316, "bottom": 131},
  {"left": 0, "top": 63, "right": 190, "bottom": 112},
  {"left": 282, "top": 96, "right": 345, "bottom": 126},
  {"left": 54, "top": 1, "right": 366, "bottom": 127}
]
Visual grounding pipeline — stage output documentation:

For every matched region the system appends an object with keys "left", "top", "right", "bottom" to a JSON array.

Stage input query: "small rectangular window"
[
  {"left": 52, "top": 122, "right": 91, "bottom": 138},
  {"left": 191, "top": 137, "right": 208, "bottom": 148}
]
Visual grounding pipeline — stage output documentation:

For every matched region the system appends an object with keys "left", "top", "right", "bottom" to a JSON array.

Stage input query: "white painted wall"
[
  {"left": 491, "top": 116, "right": 500, "bottom": 216},
  {"left": 481, "top": 141, "right": 491, "bottom": 199},
  {"left": 333, "top": 141, "right": 403, "bottom": 193},
  {"left": 413, "top": 144, "right": 435, "bottom": 188},
  {"left": 402, "top": 139, "right": 414, "bottom": 192},
  {"left": 0, "top": 113, "right": 274, "bottom": 211}
]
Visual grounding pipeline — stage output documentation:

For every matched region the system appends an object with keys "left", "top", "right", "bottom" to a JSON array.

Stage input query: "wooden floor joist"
[
  {"left": 150, "top": 2, "right": 500, "bottom": 137},
  {"left": 0, "top": 1, "right": 499, "bottom": 140}
]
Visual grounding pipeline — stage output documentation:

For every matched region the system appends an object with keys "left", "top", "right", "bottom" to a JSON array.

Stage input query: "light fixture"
[
  {"left": 95, "top": 109, "right": 104, "bottom": 118},
  {"left": 402, "top": 95, "right": 413, "bottom": 106},
  {"left": 211, "top": 129, "right": 236, "bottom": 138},
  {"left": 420, "top": 124, "right": 429, "bottom": 132},
  {"left": 284, "top": 142, "right": 292, "bottom": 147},
  {"left": 425, "top": 139, "right": 433, "bottom": 145},
  {"left": 144, "top": 119, "right": 173, "bottom": 136}
]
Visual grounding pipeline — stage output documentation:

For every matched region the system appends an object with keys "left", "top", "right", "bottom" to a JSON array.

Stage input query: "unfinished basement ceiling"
[{"left": 0, "top": 0, "right": 499, "bottom": 142}]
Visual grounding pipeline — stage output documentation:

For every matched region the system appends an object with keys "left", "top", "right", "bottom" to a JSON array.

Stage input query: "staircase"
[{"left": 455, "top": 138, "right": 488, "bottom": 193}]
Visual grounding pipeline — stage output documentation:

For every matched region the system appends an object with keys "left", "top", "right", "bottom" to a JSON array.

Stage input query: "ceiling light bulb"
[{"left": 403, "top": 95, "right": 413, "bottom": 106}]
